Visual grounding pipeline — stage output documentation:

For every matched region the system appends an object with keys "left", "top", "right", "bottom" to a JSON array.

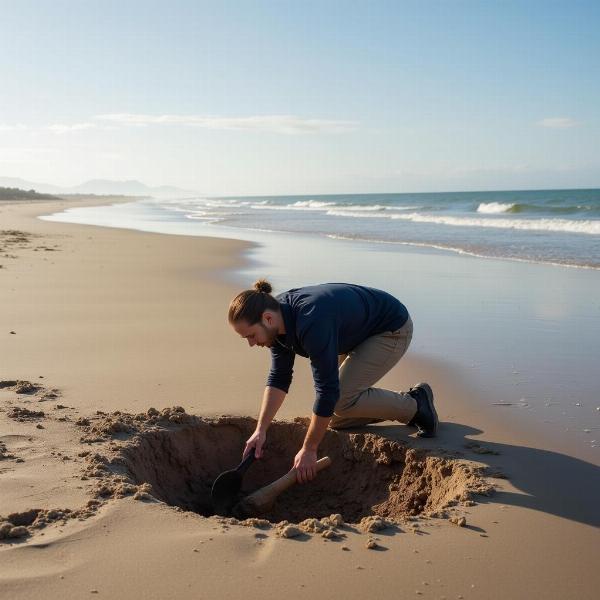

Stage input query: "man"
[{"left": 228, "top": 279, "right": 438, "bottom": 484}]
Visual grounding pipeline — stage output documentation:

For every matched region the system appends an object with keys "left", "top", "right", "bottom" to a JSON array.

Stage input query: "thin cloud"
[
  {"left": 537, "top": 117, "right": 578, "bottom": 129},
  {"left": 0, "top": 123, "right": 29, "bottom": 131},
  {"left": 0, "top": 122, "right": 99, "bottom": 134},
  {"left": 45, "top": 122, "right": 97, "bottom": 134},
  {"left": 95, "top": 113, "right": 358, "bottom": 134}
]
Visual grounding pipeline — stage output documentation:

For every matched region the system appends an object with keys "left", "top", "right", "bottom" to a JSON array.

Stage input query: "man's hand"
[
  {"left": 293, "top": 447, "right": 317, "bottom": 484},
  {"left": 293, "top": 413, "right": 330, "bottom": 483},
  {"left": 243, "top": 428, "right": 266, "bottom": 459},
  {"left": 244, "top": 387, "right": 287, "bottom": 460}
]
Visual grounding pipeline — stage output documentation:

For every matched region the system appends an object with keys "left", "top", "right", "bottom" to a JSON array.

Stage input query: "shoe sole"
[{"left": 414, "top": 382, "right": 438, "bottom": 438}]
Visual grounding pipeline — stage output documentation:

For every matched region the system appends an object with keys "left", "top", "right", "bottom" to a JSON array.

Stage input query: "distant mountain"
[{"left": 0, "top": 177, "right": 200, "bottom": 199}]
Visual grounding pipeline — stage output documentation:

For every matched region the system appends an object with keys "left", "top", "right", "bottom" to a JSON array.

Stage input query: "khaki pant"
[{"left": 329, "top": 316, "right": 417, "bottom": 429}]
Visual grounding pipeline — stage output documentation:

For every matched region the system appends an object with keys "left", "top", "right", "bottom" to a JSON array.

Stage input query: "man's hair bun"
[
  {"left": 228, "top": 279, "right": 278, "bottom": 324},
  {"left": 253, "top": 279, "right": 272, "bottom": 294}
]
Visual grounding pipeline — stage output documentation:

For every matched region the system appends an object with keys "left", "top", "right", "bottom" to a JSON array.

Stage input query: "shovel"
[
  {"left": 233, "top": 456, "right": 332, "bottom": 518},
  {"left": 211, "top": 449, "right": 256, "bottom": 516}
]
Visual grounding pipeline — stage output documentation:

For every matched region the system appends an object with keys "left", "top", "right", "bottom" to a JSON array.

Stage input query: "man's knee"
[
  {"left": 328, "top": 418, "right": 352, "bottom": 430},
  {"left": 334, "top": 388, "right": 367, "bottom": 416}
]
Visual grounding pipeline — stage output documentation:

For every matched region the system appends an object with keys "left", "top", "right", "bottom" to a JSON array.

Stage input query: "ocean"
[{"left": 159, "top": 188, "right": 600, "bottom": 269}]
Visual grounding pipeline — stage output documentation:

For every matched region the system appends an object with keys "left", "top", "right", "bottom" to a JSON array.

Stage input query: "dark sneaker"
[{"left": 407, "top": 383, "right": 438, "bottom": 438}]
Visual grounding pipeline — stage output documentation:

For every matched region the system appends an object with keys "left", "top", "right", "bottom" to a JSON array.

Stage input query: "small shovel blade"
[{"left": 211, "top": 450, "right": 256, "bottom": 516}]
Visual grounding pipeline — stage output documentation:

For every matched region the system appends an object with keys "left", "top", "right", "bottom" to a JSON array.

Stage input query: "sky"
[{"left": 1, "top": 0, "right": 599, "bottom": 196}]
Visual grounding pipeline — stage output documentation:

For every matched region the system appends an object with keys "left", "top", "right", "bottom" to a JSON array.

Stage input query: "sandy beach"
[{"left": 1, "top": 198, "right": 598, "bottom": 600}]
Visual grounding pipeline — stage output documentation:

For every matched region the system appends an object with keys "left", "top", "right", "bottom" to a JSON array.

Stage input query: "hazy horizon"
[{"left": 2, "top": 174, "right": 600, "bottom": 200}]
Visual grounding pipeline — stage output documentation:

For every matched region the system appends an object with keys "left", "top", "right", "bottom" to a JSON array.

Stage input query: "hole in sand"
[{"left": 116, "top": 416, "right": 485, "bottom": 524}]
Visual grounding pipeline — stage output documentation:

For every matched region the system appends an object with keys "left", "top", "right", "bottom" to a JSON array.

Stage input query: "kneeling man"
[{"left": 228, "top": 280, "right": 438, "bottom": 483}]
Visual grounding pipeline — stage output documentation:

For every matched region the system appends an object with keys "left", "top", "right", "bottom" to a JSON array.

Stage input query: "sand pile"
[
  {"left": 0, "top": 380, "right": 42, "bottom": 395},
  {"left": 7, "top": 407, "right": 45, "bottom": 422},
  {"left": 0, "top": 506, "right": 99, "bottom": 541},
  {"left": 0, "top": 379, "right": 61, "bottom": 401},
  {"left": 74, "top": 410, "right": 493, "bottom": 524},
  {"left": 0, "top": 441, "right": 16, "bottom": 460}
]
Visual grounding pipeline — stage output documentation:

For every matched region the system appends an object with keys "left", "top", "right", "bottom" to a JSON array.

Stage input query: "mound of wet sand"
[
  {"left": 7, "top": 407, "right": 45, "bottom": 421},
  {"left": 0, "top": 380, "right": 41, "bottom": 395},
  {"left": 0, "top": 505, "right": 100, "bottom": 541},
  {"left": 0, "top": 379, "right": 61, "bottom": 400},
  {"left": 0, "top": 441, "right": 16, "bottom": 460},
  {"left": 75, "top": 409, "right": 493, "bottom": 525}
]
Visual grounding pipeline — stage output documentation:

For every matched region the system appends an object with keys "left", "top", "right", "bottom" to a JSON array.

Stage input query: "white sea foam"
[
  {"left": 263, "top": 202, "right": 418, "bottom": 212},
  {"left": 250, "top": 200, "right": 336, "bottom": 210},
  {"left": 204, "top": 199, "right": 252, "bottom": 208},
  {"left": 326, "top": 204, "right": 418, "bottom": 212},
  {"left": 477, "top": 202, "right": 516, "bottom": 213},
  {"left": 385, "top": 205, "right": 420, "bottom": 211},
  {"left": 291, "top": 199, "right": 336, "bottom": 208},
  {"left": 331, "top": 204, "right": 386, "bottom": 212},
  {"left": 154, "top": 197, "right": 209, "bottom": 206},
  {"left": 183, "top": 210, "right": 209, "bottom": 218},
  {"left": 166, "top": 199, "right": 252, "bottom": 210},
  {"left": 325, "top": 209, "right": 389, "bottom": 219},
  {"left": 323, "top": 207, "right": 600, "bottom": 234},
  {"left": 171, "top": 198, "right": 422, "bottom": 214},
  {"left": 389, "top": 213, "right": 600, "bottom": 235}
]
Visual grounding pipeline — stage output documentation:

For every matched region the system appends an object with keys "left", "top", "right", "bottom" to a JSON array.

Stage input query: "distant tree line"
[{"left": 0, "top": 187, "right": 58, "bottom": 200}]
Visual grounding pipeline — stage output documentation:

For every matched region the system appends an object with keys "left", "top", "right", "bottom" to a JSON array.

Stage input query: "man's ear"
[{"left": 262, "top": 311, "right": 273, "bottom": 326}]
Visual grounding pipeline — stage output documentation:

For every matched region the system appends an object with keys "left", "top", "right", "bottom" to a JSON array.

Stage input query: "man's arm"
[
  {"left": 290, "top": 317, "right": 339, "bottom": 482},
  {"left": 293, "top": 413, "right": 331, "bottom": 483},
  {"left": 243, "top": 386, "right": 287, "bottom": 459},
  {"left": 300, "top": 318, "right": 340, "bottom": 418},
  {"left": 244, "top": 343, "right": 296, "bottom": 459}
]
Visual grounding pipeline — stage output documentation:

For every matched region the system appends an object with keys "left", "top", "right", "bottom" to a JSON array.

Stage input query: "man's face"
[{"left": 233, "top": 315, "right": 279, "bottom": 349}]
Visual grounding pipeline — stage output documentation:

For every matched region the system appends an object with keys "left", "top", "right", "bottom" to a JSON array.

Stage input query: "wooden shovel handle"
[
  {"left": 246, "top": 456, "right": 332, "bottom": 503},
  {"left": 274, "top": 455, "right": 332, "bottom": 494}
]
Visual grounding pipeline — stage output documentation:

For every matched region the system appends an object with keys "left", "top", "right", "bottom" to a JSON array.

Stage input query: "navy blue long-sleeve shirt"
[{"left": 266, "top": 283, "right": 409, "bottom": 417}]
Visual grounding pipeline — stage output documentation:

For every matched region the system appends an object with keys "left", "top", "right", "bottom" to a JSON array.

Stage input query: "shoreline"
[
  {"left": 1, "top": 197, "right": 599, "bottom": 600},
  {"left": 40, "top": 195, "right": 600, "bottom": 272}
]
